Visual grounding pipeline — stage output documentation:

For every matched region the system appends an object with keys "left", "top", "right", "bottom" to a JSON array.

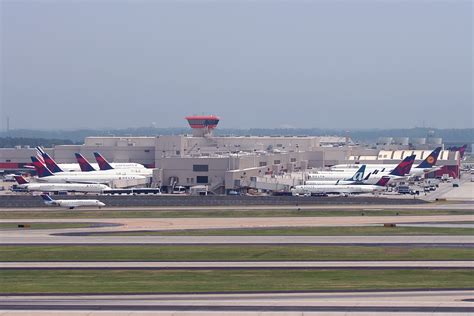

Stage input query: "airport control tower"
[{"left": 185, "top": 115, "right": 220, "bottom": 137}]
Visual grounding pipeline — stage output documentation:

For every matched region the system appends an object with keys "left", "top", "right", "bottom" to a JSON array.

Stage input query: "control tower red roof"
[{"left": 185, "top": 115, "right": 220, "bottom": 129}]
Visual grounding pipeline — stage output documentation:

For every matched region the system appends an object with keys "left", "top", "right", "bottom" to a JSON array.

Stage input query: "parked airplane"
[
  {"left": 14, "top": 176, "right": 110, "bottom": 193},
  {"left": 41, "top": 194, "right": 105, "bottom": 209},
  {"left": 359, "top": 154, "right": 416, "bottom": 184},
  {"left": 73, "top": 153, "right": 152, "bottom": 176},
  {"left": 30, "top": 157, "right": 146, "bottom": 184},
  {"left": 330, "top": 147, "right": 442, "bottom": 178},
  {"left": 306, "top": 155, "right": 416, "bottom": 186},
  {"left": 292, "top": 176, "right": 391, "bottom": 196},
  {"left": 38, "top": 151, "right": 151, "bottom": 178},
  {"left": 35, "top": 147, "right": 146, "bottom": 172},
  {"left": 93, "top": 152, "right": 152, "bottom": 176},
  {"left": 305, "top": 165, "right": 368, "bottom": 185}
]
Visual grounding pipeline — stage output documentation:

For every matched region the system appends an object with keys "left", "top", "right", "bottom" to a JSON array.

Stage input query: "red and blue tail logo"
[
  {"left": 375, "top": 176, "right": 391, "bottom": 186},
  {"left": 42, "top": 152, "right": 63, "bottom": 173},
  {"left": 416, "top": 147, "right": 441, "bottom": 169},
  {"left": 75, "top": 153, "right": 96, "bottom": 172},
  {"left": 30, "top": 157, "right": 54, "bottom": 177},
  {"left": 35, "top": 147, "right": 46, "bottom": 164},
  {"left": 447, "top": 144, "right": 467, "bottom": 158},
  {"left": 94, "top": 152, "right": 114, "bottom": 170},
  {"left": 14, "top": 175, "right": 28, "bottom": 185},
  {"left": 390, "top": 155, "right": 416, "bottom": 176}
]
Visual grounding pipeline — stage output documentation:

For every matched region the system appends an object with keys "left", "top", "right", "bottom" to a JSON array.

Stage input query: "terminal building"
[{"left": 0, "top": 116, "right": 463, "bottom": 192}]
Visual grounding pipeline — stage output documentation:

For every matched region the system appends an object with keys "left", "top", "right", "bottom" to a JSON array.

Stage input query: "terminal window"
[
  {"left": 193, "top": 164, "right": 209, "bottom": 172},
  {"left": 196, "top": 176, "right": 209, "bottom": 184}
]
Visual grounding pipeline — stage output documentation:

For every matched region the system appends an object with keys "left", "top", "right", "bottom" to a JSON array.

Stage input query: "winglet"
[
  {"left": 93, "top": 152, "right": 114, "bottom": 170},
  {"left": 416, "top": 147, "right": 441, "bottom": 169},
  {"left": 30, "top": 157, "right": 54, "bottom": 177},
  {"left": 389, "top": 155, "right": 416, "bottom": 177},
  {"left": 75, "top": 153, "right": 96, "bottom": 172}
]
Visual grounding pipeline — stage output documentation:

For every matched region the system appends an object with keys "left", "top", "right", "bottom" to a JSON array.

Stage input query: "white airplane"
[
  {"left": 36, "top": 147, "right": 146, "bottom": 172},
  {"left": 345, "top": 155, "right": 416, "bottom": 185},
  {"left": 31, "top": 157, "right": 146, "bottom": 184},
  {"left": 41, "top": 194, "right": 105, "bottom": 209},
  {"left": 93, "top": 152, "right": 152, "bottom": 176},
  {"left": 330, "top": 147, "right": 442, "bottom": 178},
  {"left": 14, "top": 176, "right": 110, "bottom": 193},
  {"left": 305, "top": 165, "right": 369, "bottom": 185},
  {"left": 75, "top": 153, "right": 153, "bottom": 177},
  {"left": 291, "top": 176, "right": 391, "bottom": 196},
  {"left": 306, "top": 155, "right": 415, "bottom": 185}
]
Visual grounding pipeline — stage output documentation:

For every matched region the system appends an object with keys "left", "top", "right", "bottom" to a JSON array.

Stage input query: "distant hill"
[{"left": 0, "top": 137, "right": 76, "bottom": 148}]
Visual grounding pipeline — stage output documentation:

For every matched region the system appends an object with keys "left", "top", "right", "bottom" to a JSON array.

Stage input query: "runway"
[
  {"left": 1, "top": 261, "right": 472, "bottom": 269},
  {"left": 1, "top": 213, "right": 472, "bottom": 244},
  {"left": 1, "top": 290, "right": 473, "bottom": 314},
  {"left": 3, "top": 214, "right": 474, "bottom": 228}
]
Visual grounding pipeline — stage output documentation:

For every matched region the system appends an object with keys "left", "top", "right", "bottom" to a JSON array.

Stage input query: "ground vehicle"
[
  {"left": 172, "top": 186, "right": 186, "bottom": 194},
  {"left": 228, "top": 190, "right": 242, "bottom": 196},
  {"left": 397, "top": 186, "right": 412, "bottom": 194}
]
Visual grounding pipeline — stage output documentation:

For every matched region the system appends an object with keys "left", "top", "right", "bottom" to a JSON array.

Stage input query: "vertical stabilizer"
[{"left": 75, "top": 153, "right": 96, "bottom": 172}]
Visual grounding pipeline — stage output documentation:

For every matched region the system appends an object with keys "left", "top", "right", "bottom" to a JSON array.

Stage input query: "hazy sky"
[{"left": 1, "top": 0, "right": 472, "bottom": 130}]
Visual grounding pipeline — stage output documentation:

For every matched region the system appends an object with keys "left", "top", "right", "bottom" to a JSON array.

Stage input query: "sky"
[{"left": 1, "top": 0, "right": 472, "bottom": 130}]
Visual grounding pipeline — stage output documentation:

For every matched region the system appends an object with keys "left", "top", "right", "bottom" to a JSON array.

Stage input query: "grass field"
[
  {"left": 0, "top": 269, "right": 471, "bottom": 293},
  {"left": 2, "top": 245, "right": 472, "bottom": 261},
  {"left": 0, "top": 208, "right": 472, "bottom": 219},
  {"left": 0, "top": 223, "right": 96, "bottom": 230},
  {"left": 84, "top": 226, "right": 474, "bottom": 236}
]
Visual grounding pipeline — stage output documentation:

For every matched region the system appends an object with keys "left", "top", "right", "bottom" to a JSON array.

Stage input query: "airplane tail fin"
[
  {"left": 375, "top": 176, "right": 391, "bottom": 186},
  {"left": 14, "top": 175, "right": 29, "bottom": 185},
  {"left": 40, "top": 194, "right": 54, "bottom": 203},
  {"left": 459, "top": 144, "right": 467, "bottom": 158},
  {"left": 447, "top": 144, "right": 467, "bottom": 158},
  {"left": 42, "top": 152, "right": 63, "bottom": 173},
  {"left": 344, "top": 165, "right": 366, "bottom": 182},
  {"left": 35, "top": 147, "right": 46, "bottom": 165},
  {"left": 389, "top": 155, "right": 416, "bottom": 177},
  {"left": 416, "top": 147, "right": 441, "bottom": 169},
  {"left": 30, "top": 157, "right": 54, "bottom": 177},
  {"left": 75, "top": 153, "right": 96, "bottom": 172},
  {"left": 93, "top": 152, "right": 114, "bottom": 170}
]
